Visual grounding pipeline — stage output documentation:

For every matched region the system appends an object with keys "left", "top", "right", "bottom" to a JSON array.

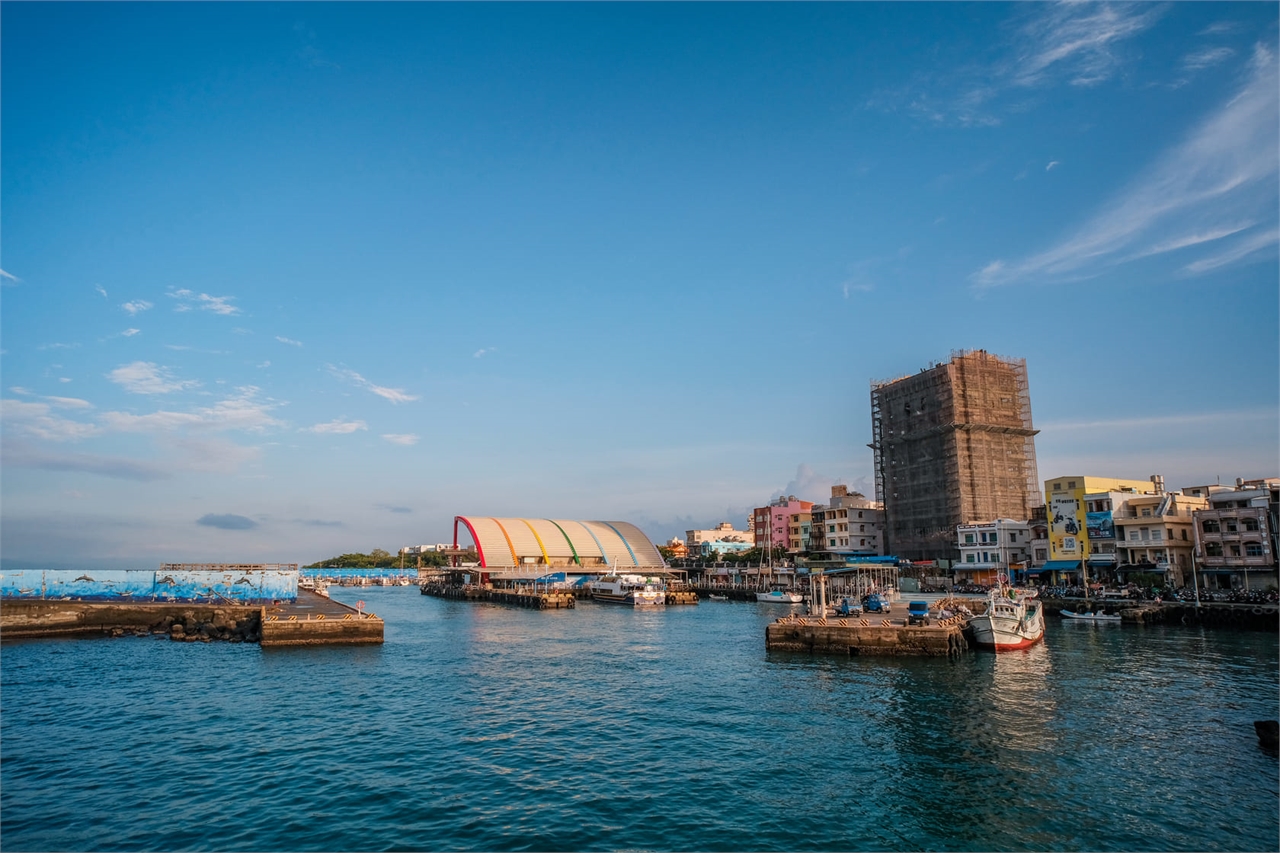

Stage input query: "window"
[
  {"left": 1243, "top": 517, "right": 1260, "bottom": 531},
  {"left": 1229, "top": 545, "right": 1241, "bottom": 557},
  {"left": 1246, "top": 542, "right": 1265, "bottom": 557},
  {"left": 1010, "top": 533, "right": 1017, "bottom": 542},
  {"left": 1140, "top": 528, "right": 1150, "bottom": 541},
  {"left": 990, "top": 533, "right": 999, "bottom": 544},
  {"left": 1130, "top": 530, "right": 1139, "bottom": 541},
  {"left": 860, "top": 525, "right": 865, "bottom": 532},
  {"left": 966, "top": 554, "right": 976, "bottom": 563},
  {"left": 1152, "top": 530, "right": 1162, "bottom": 540},
  {"left": 857, "top": 511, "right": 863, "bottom": 518},
  {"left": 1068, "top": 480, "right": 1077, "bottom": 489},
  {"left": 1206, "top": 542, "right": 1223, "bottom": 557},
  {"left": 1225, "top": 520, "right": 1238, "bottom": 533},
  {"left": 860, "top": 539, "right": 866, "bottom": 546},
  {"left": 1181, "top": 530, "right": 1188, "bottom": 540},
  {"left": 1202, "top": 519, "right": 1220, "bottom": 533},
  {"left": 828, "top": 539, "right": 836, "bottom": 548},
  {"left": 1141, "top": 508, "right": 1151, "bottom": 517},
  {"left": 1035, "top": 548, "right": 1047, "bottom": 560}
]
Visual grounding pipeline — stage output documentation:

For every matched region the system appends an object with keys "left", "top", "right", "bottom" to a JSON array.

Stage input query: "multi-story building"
[
  {"left": 870, "top": 350, "right": 1041, "bottom": 562},
  {"left": 806, "top": 485, "right": 884, "bottom": 556},
  {"left": 787, "top": 510, "right": 812, "bottom": 553},
  {"left": 1112, "top": 485, "right": 1207, "bottom": 587},
  {"left": 1028, "top": 504, "right": 1049, "bottom": 568},
  {"left": 1042, "top": 475, "right": 1154, "bottom": 584},
  {"left": 664, "top": 538, "right": 688, "bottom": 559},
  {"left": 752, "top": 496, "right": 814, "bottom": 552},
  {"left": 955, "top": 519, "right": 1033, "bottom": 585},
  {"left": 1193, "top": 478, "right": 1279, "bottom": 591},
  {"left": 686, "top": 522, "right": 754, "bottom": 556}
]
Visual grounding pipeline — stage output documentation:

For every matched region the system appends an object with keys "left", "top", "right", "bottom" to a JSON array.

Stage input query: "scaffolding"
[{"left": 870, "top": 350, "right": 1041, "bottom": 562}]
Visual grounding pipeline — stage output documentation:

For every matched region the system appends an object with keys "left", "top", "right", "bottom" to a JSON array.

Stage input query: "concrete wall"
[{"left": 0, "top": 568, "right": 297, "bottom": 603}]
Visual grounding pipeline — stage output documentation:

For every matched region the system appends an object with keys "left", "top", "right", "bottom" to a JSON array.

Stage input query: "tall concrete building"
[{"left": 870, "top": 350, "right": 1041, "bottom": 562}]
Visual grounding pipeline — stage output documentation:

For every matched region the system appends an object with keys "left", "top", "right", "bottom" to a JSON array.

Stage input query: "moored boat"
[
  {"left": 756, "top": 589, "right": 803, "bottom": 604},
  {"left": 588, "top": 574, "right": 665, "bottom": 606},
  {"left": 969, "top": 584, "right": 1044, "bottom": 650},
  {"left": 1061, "top": 609, "right": 1120, "bottom": 622}
]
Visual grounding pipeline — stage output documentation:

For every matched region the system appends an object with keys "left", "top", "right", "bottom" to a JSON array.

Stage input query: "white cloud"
[
  {"left": 58, "top": 378, "right": 72, "bottom": 383},
  {"left": 1046, "top": 160, "right": 1060, "bottom": 171},
  {"left": 1012, "top": 3, "right": 1162, "bottom": 88},
  {"left": 1182, "top": 226, "right": 1279, "bottom": 274},
  {"left": 974, "top": 46, "right": 1279, "bottom": 287},
  {"left": 107, "top": 362, "right": 200, "bottom": 395},
  {"left": 1183, "top": 47, "right": 1235, "bottom": 71},
  {"left": 276, "top": 336, "right": 303, "bottom": 347},
  {"left": 167, "top": 288, "right": 241, "bottom": 316},
  {"left": 43, "top": 396, "right": 93, "bottom": 409},
  {"left": 381, "top": 433, "right": 420, "bottom": 446},
  {"left": 0, "top": 399, "right": 100, "bottom": 442},
  {"left": 306, "top": 419, "right": 368, "bottom": 435},
  {"left": 473, "top": 348, "right": 496, "bottom": 358},
  {"left": 326, "top": 365, "right": 419, "bottom": 404},
  {"left": 100, "top": 386, "right": 284, "bottom": 434},
  {"left": 121, "top": 300, "right": 153, "bottom": 315},
  {"left": 122, "top": 328, "right": 141, "bottom": 337},
  {"left": 0, "top": 268, "right": 19, "bottom": 284},
  {"left": 95, "top": 285, "right": 108, "bottom": 298}
]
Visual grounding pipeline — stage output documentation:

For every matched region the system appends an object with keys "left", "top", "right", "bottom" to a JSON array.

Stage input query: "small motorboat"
[
  {"left": 1061, "top": 609, "right": 1121, "bottom": 622},
  {"left": 708, "top": 594, "right": 729, "bottom": 601},
  {"left": 756, "top": 589, "right": 803, "bottom": 604}
]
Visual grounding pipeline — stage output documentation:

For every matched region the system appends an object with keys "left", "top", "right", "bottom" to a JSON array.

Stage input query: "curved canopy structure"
[{"left": 454, "top": 517, "right": 665, "bottom": 572}]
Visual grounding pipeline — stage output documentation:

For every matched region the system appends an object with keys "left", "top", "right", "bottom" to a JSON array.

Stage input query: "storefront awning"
[{"left": 1040, "top": 560, "right": 1082, "bottom": 571}]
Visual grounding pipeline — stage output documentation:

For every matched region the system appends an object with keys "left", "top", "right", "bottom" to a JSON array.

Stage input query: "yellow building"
[{"left": 1042, "top": 475, "right": 1153, "bottom": 581}]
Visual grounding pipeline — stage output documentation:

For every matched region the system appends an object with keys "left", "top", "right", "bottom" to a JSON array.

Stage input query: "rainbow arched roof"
[{"left": 454, "top": 517, "right": 664, "bottom": 570}]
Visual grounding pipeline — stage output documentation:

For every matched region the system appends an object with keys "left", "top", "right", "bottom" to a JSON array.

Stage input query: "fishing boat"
[
  {"left": 588, "top": 574, "right": 665, "bottom": 606},
  {"left": 969, "top": 582, "right": 1044, "bottom": 650},
  {"left": 1061, "top": 609, "right": 1121, "bottom": 622},
  {"left": 756, "top": 589, "right": 803, "bottom": 604},
  {"left": 708, "top": 594, "right": 729, "bottom": 601}
]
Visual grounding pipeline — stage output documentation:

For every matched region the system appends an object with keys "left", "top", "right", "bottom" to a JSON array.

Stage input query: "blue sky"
[{"left": 3, "top": 2, "right": 1277, "bottom": 568}]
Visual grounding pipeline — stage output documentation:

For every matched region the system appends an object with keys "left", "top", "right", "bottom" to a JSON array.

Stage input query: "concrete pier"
[
  {"left": 420, "top": 583, "right": 576, "bottom": 609},
  {"left": 765, "top": 613, "right": 970, "bottom": 656},
  {"left": 260, "top": 589, "right": 384, "bottom": 646}
]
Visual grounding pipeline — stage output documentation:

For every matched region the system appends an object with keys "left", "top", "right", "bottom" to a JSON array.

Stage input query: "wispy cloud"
[
  {"left": 305, "top": 419, "right": 368, "bottom": 435},
  {"left": 95, "top": 284, "right": 108, "bottom": 298},
  {"left": 1011, "top": 2, "right": 1162, "bottom": 88},
  {"left": 326, "top": 365, "right": 419, "bottom": 404},
  {"left": 870, "top": 3, "right": 1160, "bottom": 126},
  {"left": 1182, "top": 226, "right": 1280, "bottom": 274},
  {"left": 381, "top": 433, "right": 420, "bottom": 446},
  {"left": 121, "top": 299, "right": 152, "bottom": 316},
  {"left": 1041, "top": 407, "right": 1276, "bottom": 432},
  {"left": 1183, "top": 47, "right": 1235, "bottom": 71},
  {"left": 974, "top": 45, "right": 1279, "bottom": 287},
  {"left": 0, "top": 269, "right": 19, "bottom": 284},
  {"left": 1046, "top": 160, "right": 1060, "bottom": 171},
  {"left": 122, "top": 328, "right": 141, "bottom": 337},
  {"left": 276, "top": 336, "right": 303, "bottom": 347},
  {"left": 473, "top": 348, "right": 496, "bottom": 358},
  {"left": 101, "top": 387, "right": 284, "bottom": 434},
  {"left": 294, "top": 518, "right": 344, "bottom": 528},
  {"left": 108, "top": 362, "right": 200, "bottom": 395},
  {"left": 167, "top": 288, "right": 241, "bottom": 316},
  {"left": 0, "top": 399, "right": 100, "bottom": 442}
]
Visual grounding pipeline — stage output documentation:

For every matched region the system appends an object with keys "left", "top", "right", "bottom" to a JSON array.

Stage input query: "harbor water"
[{"left": 2, "top": 587, "right": 1277, "bottom": 852}]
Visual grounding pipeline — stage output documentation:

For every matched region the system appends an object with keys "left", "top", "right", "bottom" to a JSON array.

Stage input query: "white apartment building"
[{"left": 955, "top": 519, "right": 1032, "bottom": 584}]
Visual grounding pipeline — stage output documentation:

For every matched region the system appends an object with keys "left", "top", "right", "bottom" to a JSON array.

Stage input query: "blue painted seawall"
[{"left": 0, "top": 569, "right": 298, "bottom": 603}]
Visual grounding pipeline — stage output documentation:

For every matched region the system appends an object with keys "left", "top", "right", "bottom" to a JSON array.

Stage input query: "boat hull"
[
  {"left": 970, "top": 601, "right": 1045, "bottom": 651},
  {"left": 590, "top": 590, "right": 665, "bottom": 606},
  {"left": 756, "top": 591, "right": 802, "bottom": 604}
]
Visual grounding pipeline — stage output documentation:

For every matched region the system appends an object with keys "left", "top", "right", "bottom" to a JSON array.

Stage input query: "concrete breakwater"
[
  {"left": 1, "top": 598, "right": 262, "bottom": 642},
  {"left": 1, "top": 589, "right": 383, "bottom": 646},
  {"left": 1041, "top": 597, "right": 1278, "bottom": 630}
]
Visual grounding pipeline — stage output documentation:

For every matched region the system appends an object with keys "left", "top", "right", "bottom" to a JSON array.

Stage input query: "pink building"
[{"left": 753, "top": 496, "right": 814, "bottom": 551}]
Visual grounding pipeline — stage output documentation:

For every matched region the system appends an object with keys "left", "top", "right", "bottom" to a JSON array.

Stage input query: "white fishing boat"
[
  {"left": 756, "top": 589, "right": 803, "bottom": 604},
  {"left": 588, "top": 574, "right": 665, "bottom": 606},
  {"left": 969, "top": 583, "right": 1044, "bottom": 651},
  {"left": 708, "top": 594, "right": 729, "bottom": 601},
  {"left": 1061, "top": 609, "right": 1121, "bottom": 622}
]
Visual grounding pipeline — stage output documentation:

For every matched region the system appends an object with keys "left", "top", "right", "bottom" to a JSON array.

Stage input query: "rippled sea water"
[{"left": 2, "top": 588, "right": 1277, "bottom": 852}]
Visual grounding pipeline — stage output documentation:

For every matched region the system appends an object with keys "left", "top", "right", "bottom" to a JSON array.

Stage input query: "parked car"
[
  {"left": 864, "top": 593, "right": 892, "bottom": 613},
  {"left": 835, "top": 596, "right": 863, "bottom": 616},
  {"left": 907, "top": 601, "right": 930, "bottom": 626}
]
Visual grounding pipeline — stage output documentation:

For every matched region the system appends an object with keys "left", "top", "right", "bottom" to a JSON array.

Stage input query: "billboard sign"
[{"left": 1086, "top": 511, "right": 1114, "bottom": 540}]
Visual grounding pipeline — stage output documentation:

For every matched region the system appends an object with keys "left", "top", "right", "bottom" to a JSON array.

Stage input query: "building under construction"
[{"left": 870, "top": 350, "right": 1041, "bottom": 562}]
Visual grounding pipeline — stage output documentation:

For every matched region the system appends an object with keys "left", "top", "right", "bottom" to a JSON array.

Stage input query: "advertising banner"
[
  {"left": 1086, "top": 511, "right": 1114, "bottom": 540},
  {"left": 1049, "top": 494, "right": 1086, "bottom": 559}
]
